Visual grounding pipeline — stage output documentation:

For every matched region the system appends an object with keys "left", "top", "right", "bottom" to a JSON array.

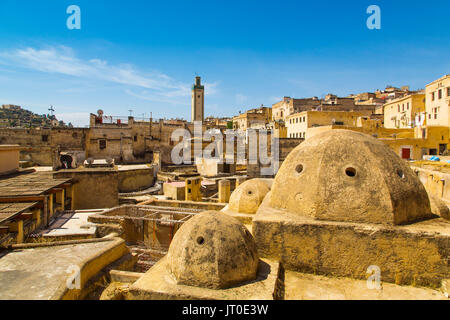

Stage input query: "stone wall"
[
  {"left": 118, "top": 166, "right": 155, "bottom": 193},
  {"left": 54, "top": 169, "right": 119, "bottom": 210},
  {"left": 0, "top": 128, "right": 87, "bottom": 166}
]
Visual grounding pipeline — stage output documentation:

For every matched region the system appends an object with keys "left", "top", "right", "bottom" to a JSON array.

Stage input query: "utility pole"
[
  {"left": 149, "top": 111, "right": 152, "bottom": 138},
  {"left": 48, "top": 105, "right": 55, "bottom": 127},
  {"left": 48, "top": 105, "right": 55, "bottom": 117}
]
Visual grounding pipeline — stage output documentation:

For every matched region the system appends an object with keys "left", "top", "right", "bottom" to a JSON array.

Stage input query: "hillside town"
[{"left": 0, "top": 104, "right": 68, "bottom": 128}]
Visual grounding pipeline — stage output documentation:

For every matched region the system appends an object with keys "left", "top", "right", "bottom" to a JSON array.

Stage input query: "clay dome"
[
  {"left": 229, "top": 179, "right": 270, "bottom": 214},
  {"left": 270, "top": 129, "right": 433, "bottom": 225},
  {"left": 166, "top": 211, "right": 259, "bottom": 289}
]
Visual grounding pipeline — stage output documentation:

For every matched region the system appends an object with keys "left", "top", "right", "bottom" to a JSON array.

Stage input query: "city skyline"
[{"left": 0, "top": 0, "right": 449, "bottom": 126}]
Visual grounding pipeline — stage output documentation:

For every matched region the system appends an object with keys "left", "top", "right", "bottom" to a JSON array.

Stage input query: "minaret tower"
[{"left": 191, "top": 76, "right": 204, "bottom": 122}]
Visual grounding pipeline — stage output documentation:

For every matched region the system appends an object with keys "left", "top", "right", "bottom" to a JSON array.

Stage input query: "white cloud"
[
  {"left": 235, "top": 93, "right": 248, "bottom": 105},
  {"left": 0, "top": 46, "right": 218, "bottom": 104},
  {"left": 268, "top": 96, "right": 281, "bottom": 103}
]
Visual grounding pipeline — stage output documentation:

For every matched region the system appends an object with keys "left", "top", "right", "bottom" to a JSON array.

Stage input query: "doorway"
[{"left": 401, "top": 147, "right": 411, "bottom": 160}]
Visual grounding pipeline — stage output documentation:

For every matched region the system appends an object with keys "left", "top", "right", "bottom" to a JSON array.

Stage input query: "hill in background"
[{"left": 0, "top": 104, "right": 69, "bottom": 128}]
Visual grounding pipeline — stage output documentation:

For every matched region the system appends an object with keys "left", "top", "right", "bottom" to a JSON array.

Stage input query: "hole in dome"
[
  {"left": 196, "top": 237, "right": 205, "bottom": 245},
  {"left": 295, "top": 164, "right": 304, "bottom": 174},
  {"left": 397, "top": 169, "right": 405, "bottom": 179},
  {"left": 345, "top": 167, "right": 356, "bottom": 177},
  {"left": 247, "top": 190, "right": 253, "bottom": 195}
]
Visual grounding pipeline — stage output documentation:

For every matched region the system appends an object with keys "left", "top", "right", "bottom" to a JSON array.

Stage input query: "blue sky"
[{"left": 0, "top": 0, "right": 449, "bottom": 126}]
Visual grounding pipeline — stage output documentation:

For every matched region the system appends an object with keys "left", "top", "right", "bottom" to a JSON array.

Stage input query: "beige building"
[
  {"left": 191, "top": 76, "right": 204, "bottom": 122},
  {"left": 1, "top": 105, "right": 21, "bottom": 110},
  {"left": 271, "top": 97, "right": 321, "bottom": 122},
  {"left": 383, "top": 93, "right": 426, "bottom": 129},
  {"left": 0, "top": 145, "right": 20, "bottom": 175},
  {"left": 285, "top": 110, "right": 372, "bottom": 139},
  {"left": 232, "top": 106, "right": 272, "bottom": 131},
  {"left": 425, "top": 74, "right": 450, "bottom": 126},
  {"left": 272, "top": 95, "right": 376, "bottom": 123}
]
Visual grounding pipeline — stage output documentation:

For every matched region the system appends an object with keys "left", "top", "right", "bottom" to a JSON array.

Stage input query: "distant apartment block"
[
  {"left": 425, "top": 74, "right": 450, "bottom": 126},
  {"left": 1, "top": 104, "right": 21, "bottom": 110},
  {"left": 383, "top": 93, "right": 426, "bottom": 129},
  {"left": 232, "top": 106, "right": 272, "bottom": 131},
  {"left": 285, "top": 110, "right": 372, "bottom": 139},
  {"left": 271, "top": 96, "right": 321, "bottom": 122}
]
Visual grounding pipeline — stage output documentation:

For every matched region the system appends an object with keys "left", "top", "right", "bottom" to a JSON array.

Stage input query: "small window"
[
  {"left": 99, "top": 139, "right": 107, "bottom": 150},
  {"left": 42, "top": 135, "right": 48, "bottom": 142},
  {"left": 134, "top": 135, "right": 137, "bottom": 142},
  {"left": 447, "top": 87, "right": 450, "bottom": 97},
  {"left": 431, "top": 92, "right": 435, "bottom": 101},
  {"left": 438, "top": 89, "right": 442, "bottom": 99}
]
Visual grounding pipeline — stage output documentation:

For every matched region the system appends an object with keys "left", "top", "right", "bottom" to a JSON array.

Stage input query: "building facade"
[
  {"left": 232, "top": 106, "right": 272, "bottom": 132},
  {"left": 383, "top": 93, "right": 426, "bottom": 129},
  {"left": 425, "top": 75, "right": 450, "bottom": 127},
  {"left": 271, "top": 97, "right": 321, "bottom": 122},
  {"left": 285, "top": 110, "right": 372, "bottom": 139}
]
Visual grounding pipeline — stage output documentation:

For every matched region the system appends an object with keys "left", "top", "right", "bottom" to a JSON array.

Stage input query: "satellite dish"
[{"left": 97, "top": 109, "right": 104, "bottom": 117}]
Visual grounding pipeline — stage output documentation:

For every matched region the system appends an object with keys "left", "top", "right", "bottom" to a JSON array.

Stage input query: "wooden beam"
[
  {"left": 0, "top": 196, "right": 45, "bottom": 203},
  {"left": 17, "top": 213, "right": 34, "bottom": 221},
  {"left": 46, "top": 189, "right": 62, "bottom": 195}
]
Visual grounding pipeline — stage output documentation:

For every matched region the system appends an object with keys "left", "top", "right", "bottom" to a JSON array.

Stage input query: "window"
[
  {"left": 402, "top": 104, "right": 404, "bottom": 111},
  {"left": 447, "top": 87, "right": 450, "bottom": 97},
  {"left": 134, "top": 135, "right": 138, "bottom": 142},
  {"left": 398, "top": 105, "right": 400, "bottom": 112},
  {"left": 42, "top": 135, "right": 48, "bottom": 142},
  {"left": 434, "top": 114, "right": 437, "bottom": 119},
  {"left": 438, "top": 89, "right": 442, "bottom": 99},
  {"left": 407, "top": 103, "right": 409, "bottom": 110},
  {"left": 99, "top": 139, "right": 107, "bottom": 150},
  {"left": 431, "top": 92, "right": 435, "bottom": 101}
]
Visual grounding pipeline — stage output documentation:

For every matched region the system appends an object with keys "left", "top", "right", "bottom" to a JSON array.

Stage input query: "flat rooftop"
[
  {"left": 0, "top": 238, "right": 124, "bottom": 300},
  {"left": 0, "top": 172, "right": 72, "bottom": 198},
  {"left": 0, "top": 145, "right": 20, "bottom": 151},
  {"left": 0, "top": 202, "right": 38, "bottom": 224}
]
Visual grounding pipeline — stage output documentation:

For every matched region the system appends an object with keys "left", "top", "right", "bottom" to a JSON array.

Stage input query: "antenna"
[{"left": 128, "top": 109, "right": 133, "bottom": 117}]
